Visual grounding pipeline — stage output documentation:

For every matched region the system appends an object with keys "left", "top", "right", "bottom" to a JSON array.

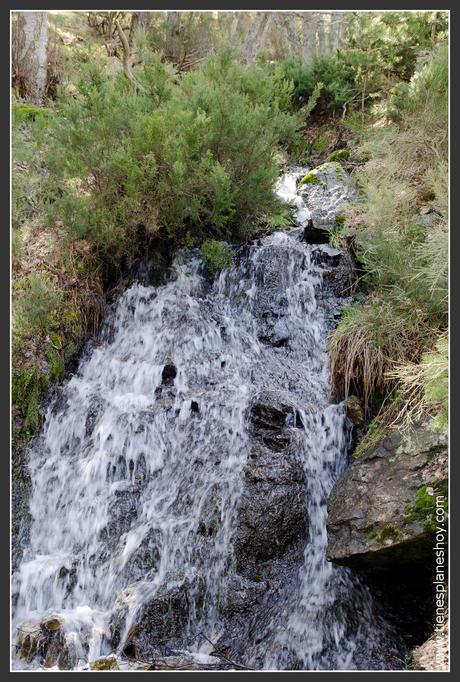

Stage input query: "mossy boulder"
[
  {"left": 326, "top": 420, "right": 447, "bottom": 569},
  {"left": 298, "top": 162, "right": 356, "bottom": 244},
  {"left": 300, "top": 172, "right": 319, "bottom": 186}
]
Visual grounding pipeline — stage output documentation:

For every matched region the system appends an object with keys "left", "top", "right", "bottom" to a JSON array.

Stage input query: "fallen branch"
[{"left": 115, "top": 20, "right": 146, "bottom": 94}]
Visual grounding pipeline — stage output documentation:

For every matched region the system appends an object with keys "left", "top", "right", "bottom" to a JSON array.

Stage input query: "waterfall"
[{"left": 12, "top": 171, "right": 404, "bottom": 671}]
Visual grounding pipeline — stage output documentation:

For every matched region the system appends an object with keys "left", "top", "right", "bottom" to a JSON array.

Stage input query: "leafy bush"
[
  {"left": 200, "top": 239, "right": 233, "bottom": 277},
  {"left": 281, "top": 53, "right": 357, "bottom": 115},
  {"left": 280, "top": 12, "right": 448, "bottom": 118},
  {"left": 45, "top": 52, "right": 301, "bottom": 269}
]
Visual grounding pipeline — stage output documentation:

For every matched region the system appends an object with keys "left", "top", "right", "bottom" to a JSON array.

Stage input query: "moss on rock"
[
  {"left": 404, "top": 481, "right": 448, "bottom": 532},
  {"left": 327, "top": 149, "right": 350, "bottom": 162},
  {"left": 300, "top": 172, "right": 319, "bottom": 186}
]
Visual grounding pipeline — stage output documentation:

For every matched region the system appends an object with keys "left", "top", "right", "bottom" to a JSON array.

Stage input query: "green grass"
[{"left": 329, "top": 43, "right": 448, "bottom": 434}]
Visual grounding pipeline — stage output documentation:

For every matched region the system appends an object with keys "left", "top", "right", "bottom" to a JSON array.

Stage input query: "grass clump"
[
  {"left": 330, "top": 43, "right": 448, "bottom": 433},
  {"left": 200, "top": 240, "right": 233, "bottom": 277}
]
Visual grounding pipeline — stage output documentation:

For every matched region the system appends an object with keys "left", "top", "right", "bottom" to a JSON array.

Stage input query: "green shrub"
[
  {"left": 312, "top": 135, "right": 329, "bottom": 154},
  {"left": 280, "top": 13, "right": 447, "bottom": 118},
  {"left": 13, "top": 274, "right": 62, "bottom": 342},
  {"left": 200, "top": 239, "right": 233, "bottom": 277},
  {"left": 12, "top": 367, "right": 46, "bottom": 434},
  {"left": 45, "top": 52, "right": 301, "bottom": 268}
]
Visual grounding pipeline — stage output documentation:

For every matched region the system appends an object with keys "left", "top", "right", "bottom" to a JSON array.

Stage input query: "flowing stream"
[{"left": 12, "top": 171, "right": 403, "bottom": 670}]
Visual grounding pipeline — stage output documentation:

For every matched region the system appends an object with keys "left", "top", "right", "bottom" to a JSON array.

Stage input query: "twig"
[{"left": 198, "top": 631, "right": 255, "bottom": 671}]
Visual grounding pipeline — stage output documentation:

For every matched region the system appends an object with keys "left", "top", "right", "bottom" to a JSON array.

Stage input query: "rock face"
[
  {"left": 234, "top": 391, "right": 309, "bottom": 575},
  {"left": 299, "top": 162, "right": 356, "bottom": 243},
  {"left": 312, "top": 244, "right": 354, "bottom": 299},
  {"left": 110, "top": 574, "right": 197, "bottom": 658},
  {"left": 326, "top": 421, "right": 448, "bottom": 569}
]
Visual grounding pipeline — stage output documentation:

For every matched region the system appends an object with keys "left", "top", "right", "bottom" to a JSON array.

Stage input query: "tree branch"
[{"left": 115, "top": 19, "right": 146, "bottom": 94}]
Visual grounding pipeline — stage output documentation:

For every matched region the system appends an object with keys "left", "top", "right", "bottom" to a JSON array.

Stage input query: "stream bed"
[{"left": 12, "top": 168, "right": 408, "bottom": 671}]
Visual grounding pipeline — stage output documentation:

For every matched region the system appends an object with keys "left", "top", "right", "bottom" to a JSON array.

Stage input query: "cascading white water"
[{"left": 12, "top": 171, "right": 402, "bottom": 671}]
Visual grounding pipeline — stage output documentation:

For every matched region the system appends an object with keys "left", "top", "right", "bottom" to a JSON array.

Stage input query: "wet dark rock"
[
  {"left": 218, "top": 575, "right": 268, "bottom": 616},
  {"left": 129, "top": 258, "right": 150, "bottom": 286},
  {"left": 234, "top": 393, "right": 308, "bottom": 574},
  {"left": 235, "top": 477, "right": 307, "bottom": 571},
  {"left": 11, "top": 443, "right": 31, "bottom": 573},
  {"left": 112, "top": 575, "right": 196, "bottom": 659},
  {"left": 161, "top": 363, "right": 177, "bottom": 386},
  {"left": 99, "top": 489, "right": 139, "bottom": 547},
  {"left": 258, "top": 319, "right": 290, "bottom": 348},
  {"left": 248, "top": 394, "right": 293, "bottom": 431},
  {"left": 191, "top": 400, "right": 200, "bottom": 413},
  {"left": 125, "top": 528, "right": 161, "bottom": 582},
  {"left": 303, "top": 218, "right": 329, "bottom": 244},
  {"left": 312, "top": 244, "right": 343, "bottom": 267},
  {"left": 344, "top": 395, "right": 364, "bottom": 427},
  {"left": 85, "top": 397, "right": 105, "bottom": 437},
  {"left": 197, "top": 485, "right": 221, "bottom": 539},
  {"left": 327, "top": 421, "right": 448, "bottom": 569}
]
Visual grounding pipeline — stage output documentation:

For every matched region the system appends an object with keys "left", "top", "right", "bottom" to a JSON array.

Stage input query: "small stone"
[
  {"left": 90, "top": 655, "right": 120, "bottom": 671},
  {"left": 41, "top": 616, "right": 62, "bottom": 632},
  {"left": 344, "top": 395, "right": 364, "bottom": 427}
]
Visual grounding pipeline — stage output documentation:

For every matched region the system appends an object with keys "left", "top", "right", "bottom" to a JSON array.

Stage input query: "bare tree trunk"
[
  {"left": 13, "top": 11, "right": 48, "bottom": 105},
  {"left": 166, "top": 11, "right": 182, "bottom": 63},
  {"left": 273, "top": 13, "right": 301, "bottom": 57},
  {"left": 245, "top": 12, "right": 273, "bottom": 63},
  {"left": 431, "top": 11, "right": 439, "bottom": 43},
  {"left": 300, "top": 12, "right": 317, "bottom": 62},
  {"left": 130, "top": 11, "right": 149, "bottom": 44},
  {"left": 230, "top": 14, "right": 240, "bottom": 42},
  {"left": 316, "top": 14, "right": 326, "bottom": 55},
  {"left": 330, "top": 12, "right": 343, "bottom": 50}
]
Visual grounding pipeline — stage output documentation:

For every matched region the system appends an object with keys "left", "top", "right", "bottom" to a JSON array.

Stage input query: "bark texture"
[{"left": 13, "top": 12, "right": 48, "bottom": 105}]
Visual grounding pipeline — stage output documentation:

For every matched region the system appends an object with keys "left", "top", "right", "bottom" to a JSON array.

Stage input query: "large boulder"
[
  {"left": 110, "top": 573, "right": 200, "bottom": 658},
  {"left": 326, "top": 421, "right": 448, "bottom": 569},
  {"left": 233, "top": 392, "right": 308, "bottom": 576},
  {"left": 299, "top": 162, "right": 356, "bottom": 243}
]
